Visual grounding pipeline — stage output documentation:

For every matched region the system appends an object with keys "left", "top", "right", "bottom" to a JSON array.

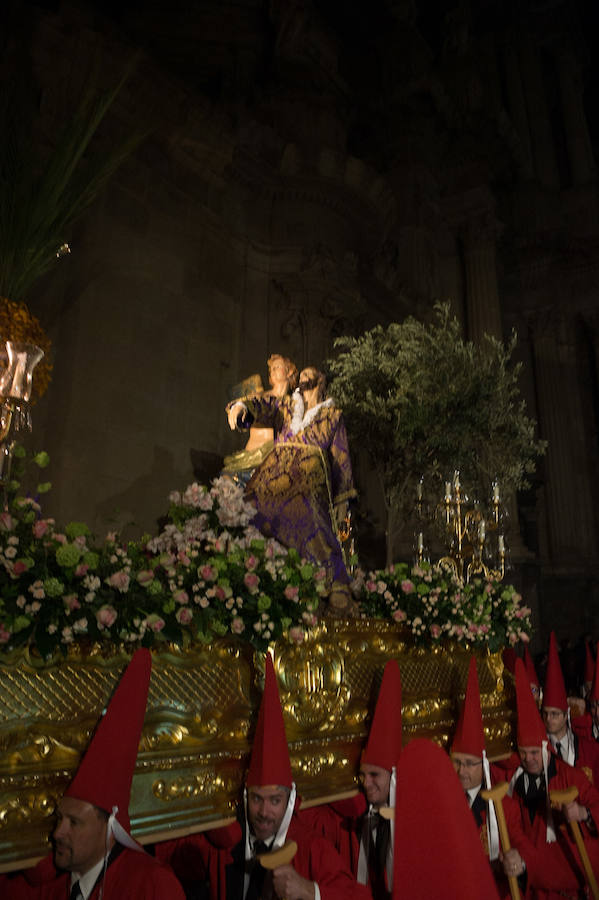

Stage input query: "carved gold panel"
[{"left": 0, "top": 622, "right": 515, "bottom": 871}]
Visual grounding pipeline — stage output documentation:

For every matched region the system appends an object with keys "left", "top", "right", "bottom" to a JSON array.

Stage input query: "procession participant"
[
  {"left": 393, "top": 738, "right": 501, "bottom": 900},
  {"left": 301, "top": 661, "right": 402, "bottom": 900},
  {"left": 542, "top": 631, "right": 599, "bottom": 785},
  {"left": 572, "top": 642, "right": 599, "bottom": 743},
  {"left": 157, "top": 653, "right": 370, "bottom": 900},
  {"left": 502, "top": 659, "right": 599, "bottom": 898},
  {"left": 227, "top": 366, "right": 357, "bottom": 613},
  {"left": 2, "top": 649, "right": 184, "bottom": 900},
  {"left": 450, "top": 657, "right": 501, "bottom": 863},
  {"left": 223, "top": 355, "right": 298, "bottom": 486}
]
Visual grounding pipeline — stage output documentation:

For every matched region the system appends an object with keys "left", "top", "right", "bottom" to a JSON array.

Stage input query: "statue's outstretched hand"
[{"left": 227, "top": 402, "right": 247, "bottom": 430}]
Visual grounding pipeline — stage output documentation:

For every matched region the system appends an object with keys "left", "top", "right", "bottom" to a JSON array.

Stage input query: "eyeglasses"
[{"left": 452, "top": 758, "right": 482, "bottom": 770}]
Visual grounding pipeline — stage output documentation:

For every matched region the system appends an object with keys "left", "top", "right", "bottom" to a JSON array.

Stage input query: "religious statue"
[
  {"left": 222, "top": 354, "right": 298, "bottom": 486},
  {"left": 227, "top": 366, "right": 357, "bottom": 614}
]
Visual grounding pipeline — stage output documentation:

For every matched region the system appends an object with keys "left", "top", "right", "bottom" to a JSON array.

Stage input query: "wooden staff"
[
  {"left": 481, "top": 782, "right": 521, "bottom": 900},
  {"left": 257, "top": 840, "right": 298, "bottom": 869},
  {"left": 550, "top": 786, "right": 599, "bottom": 900}
]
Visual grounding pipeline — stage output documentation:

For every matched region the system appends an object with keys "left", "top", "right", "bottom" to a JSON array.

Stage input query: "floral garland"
[
  {"left": 0, "top": 449, "right": 532, "bottom": 659},
  {"left": 353, "top": 561, "right": 532, "bottom": 653},
  {"left": 0, "top": 449, "right": 320, "bottom": 657}
]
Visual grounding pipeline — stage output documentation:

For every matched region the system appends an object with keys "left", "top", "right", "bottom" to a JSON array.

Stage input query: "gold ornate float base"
[{"left": 0, "top": 620, "right": 515, "bottom": 871}]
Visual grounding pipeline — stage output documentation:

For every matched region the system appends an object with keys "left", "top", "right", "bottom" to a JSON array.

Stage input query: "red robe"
[
  {"left": 157, "top": 814, "right": 372, "bottom": 900},
  {"left": 507, "top": 757, "right": 599, "bottom": 899},
  {"left": 1, "top": 847, "right": 185, "bottom": 899}
]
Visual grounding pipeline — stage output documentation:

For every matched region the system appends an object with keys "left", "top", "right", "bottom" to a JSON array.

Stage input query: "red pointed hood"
[
  {"left": 392, "top": 739, "right": 500, "bottom": 900},
  {"left": 543, "top": 632, "right": 568, "bottom": 712},
  {"left": 522, "top": 645, "right": 540, "bottom": 690},
  {"left": 515, "top": 658, "right": 546, "bottom": 747},
  {"left": 362, "top": 660, "right": 402, "bottom": 772},
  {"left": 451, "top": 657, "right": 485, "bottom": 758},
  {"left": 246, "top": 653, "right": 292, "bottom": 788},
  {"left": 64, "top": 649, "right": 151, "bottom": 835},
  {"left": 584, "top": 641, "right": 595, "bottom": 685}
]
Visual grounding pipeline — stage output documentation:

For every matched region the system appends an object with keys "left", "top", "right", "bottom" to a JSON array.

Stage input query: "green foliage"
[
  {"left": 328, "top": 303, "right": 546, "bottom": 561},
  {"left": 0, "top": 54, "right": 145, "bottom": 303}
]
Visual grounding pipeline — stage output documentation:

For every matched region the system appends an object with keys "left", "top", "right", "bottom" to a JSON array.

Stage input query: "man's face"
[
  {"left": 299, "top": 368, "right": 318, "bottom": 394},
  {"left": 359, "top": 763, "right": 391, "bottom": 808},
  {"left": 519, "top": 746, "right": 544, "bottom": 776},
  {"left": 53, "top": 797, "right": 110, "bottom": 874},
  {"left": 542, "top": 706, "right": 567, "bottom": 739},
  {"left": 451, "top": 753, "right": 483, "bottom": 791},
  {"left": 247, "top": 785, "right": 290, "bottom": 841}
]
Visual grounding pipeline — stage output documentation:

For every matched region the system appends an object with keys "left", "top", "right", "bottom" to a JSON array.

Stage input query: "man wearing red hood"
[
  {"left": 157, "top": 653, "right": 370, "bottom": 900},
  {"left": 2, "top": 649, "right": 184, "bottom": 899},
  {"left": 502, "top": 658, "right": 599, "bottom": 899},
  {"left": 542, "top": 632, "right": 599, "bottom": 786},
  {"left": 300, "top": 660, "right": 402, "bottom": 900}
]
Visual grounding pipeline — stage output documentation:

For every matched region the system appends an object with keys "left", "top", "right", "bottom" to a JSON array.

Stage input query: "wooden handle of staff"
[
  {"left": 481, "top": 782, "right": 521, "bottom": 900},
  {"left": 257, "top": 840, "right": 298, "bottom": 869},
  {"left": 550, "top": 787, "right": 599, "bottom": 900},
  {"left": 378, "top": 806, "right": 395, "bottom": 821}
]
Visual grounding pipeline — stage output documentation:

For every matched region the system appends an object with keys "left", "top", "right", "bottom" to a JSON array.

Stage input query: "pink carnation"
[
  {"left": 33, "top": 519, "right": 49, "bottom": 539},
  {"left": 244, "top": 572, "right": 260, "bottom": 593},
  {"left": 176, "top": 606, "right": 193, "bottom": 625},
  {"left": 96, "top": 605, "right": 118, "bottom": 629},
  {"left": 107, "top": 571, "right": 130, "bottom": 593}
]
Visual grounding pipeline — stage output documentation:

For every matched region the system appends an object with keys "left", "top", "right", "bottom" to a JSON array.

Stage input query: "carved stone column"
[
  {"left": 529, "top": 311, "right": 597, "bottom": 562},
  {"left": 556, "top": 49, "right": 596, "bottom": 186},
  {"left": 461, "top": 209, "right": 503, "bottom": 341},
  {"left": 502, "top": 40, "right": 534, "bottom": 179},
  {"left": 518, "top": 40, "right": 560, "bottom": 188}
]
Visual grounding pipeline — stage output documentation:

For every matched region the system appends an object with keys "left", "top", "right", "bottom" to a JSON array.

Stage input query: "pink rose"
[
  {"left": 200, "top": 565, "right": 216, "bottom": 581},
  {"left": 107, "top": 571, "right": 130, "bottom": 593},
  {"left": 13, "top": 560, "right": 27, "bottom": 576},
  {"left": 96, "top": 605, "right": 118, "bottom": 629},
  {"left": 244, "top": 572, "right": 260, "bottom": 593},
  {"left": 430, "top": 624, "right": 441, "bottom": 638},
  {"left": 0, "top": 623, "right": 11, "bottom": 643},
  {"left": 74, "top": 563, "right": 89, "bottom": 577},
  {"left": 54, "top": 533, "right": 67, "bottom": 544},
  {"left": 174, "top": 590, "right": 189, "bottom": 605},
  {"left": 176, "top": 606, "right": 193, "bottom": 625},
  {"left": 0, "top": 512, "right": 13, "bottom": 531},
  {"left": 137, "top": 569, "right": 154, "bottom": 586},
  {"left": 214, "top": 585, "right": 227, "bottom": 601},
  {"left": 401, "top": 580, "right": 414, "bottom": 594},
  {"left": 366, "top": 580, "right": 377, "bottom": 592},
  {"left": 245, "top": 555, "right": 258, "bottom": 571},
  {"left": 284, "top": 585, "right": 299, "bottom": 601},
  {"left": 392, "top": 609, "right": 406, "bottom": 622},
  {"left": 289, "top": 626, "right": 305, "bottom": 644},
  {"left": 33, "top": 520, "right": 49, "bottom": 539},
  {"left": 146, "top": 615, "right": 165, "bottom": 632}
]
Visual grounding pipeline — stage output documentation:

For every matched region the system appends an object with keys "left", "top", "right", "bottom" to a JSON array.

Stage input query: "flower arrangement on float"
[
  {"left": 354, "top": 560, "right": 531, "bottom": 653},
  {"left": 0, "top": 449, "right": 532, "bottom": 659}
]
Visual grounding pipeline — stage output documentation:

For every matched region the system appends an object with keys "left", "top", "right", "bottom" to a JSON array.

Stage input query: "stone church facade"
[{"left": 10, "top": 0, "right": 599, "bottom": 647}]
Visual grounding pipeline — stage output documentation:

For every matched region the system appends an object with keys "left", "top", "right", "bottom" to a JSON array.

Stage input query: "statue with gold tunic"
[
  {"left": 222, "top": 354, "right": 298, "bottom": 486},
  {"left": 227, "top": 366, "right": 357, "bottom": 613}
]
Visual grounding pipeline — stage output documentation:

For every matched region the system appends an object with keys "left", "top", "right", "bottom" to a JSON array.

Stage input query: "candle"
[
  {"left": 493, "top": 483, "right": 500, "bottom": 502},
  {"left": 417, "top": 532, "right": 424, "bottom": 552},
  {"left": 416, "top": 479, "right": 423, "bottom": 501},
  {"left": 453, "top": 470, "right": 460, "bottom": 490},
  {"left": 445, "top": 482, "right": 452, "bottom": 501},
  {"left": 478, "top": 520, "right": 486, "bottom": 541},
  {"left": 498, "top": 535, "right": 505, "bottom": 553}
]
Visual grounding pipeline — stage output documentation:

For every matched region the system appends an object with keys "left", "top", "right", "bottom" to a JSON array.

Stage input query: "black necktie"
[
  {"left": 70, "top": 882, "right": 82, "bottom": 900},
  {"left": 246, "top": 842, "right": 269, "bottom": 900},
  {"left": 556, "top": 742, "right": 563, "bottom": 759}
]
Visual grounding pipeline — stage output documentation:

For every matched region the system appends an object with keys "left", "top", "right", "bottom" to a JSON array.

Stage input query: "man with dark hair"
[{"left": 2, "top": 651, "right": 184, "bottom": 899}]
